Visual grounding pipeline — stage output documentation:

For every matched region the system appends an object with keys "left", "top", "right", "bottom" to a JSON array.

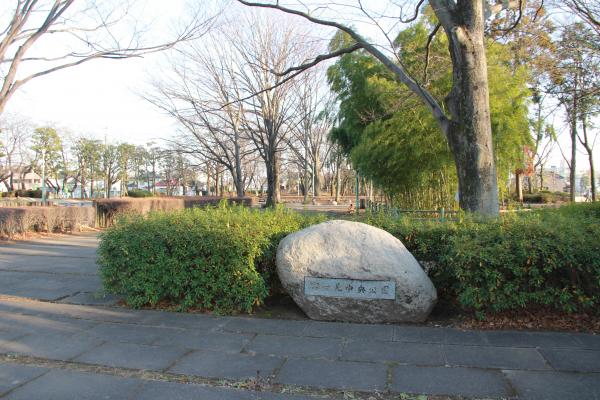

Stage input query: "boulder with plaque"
[{"left": 276, "top": 220, "right": 437, "bottom": 323}]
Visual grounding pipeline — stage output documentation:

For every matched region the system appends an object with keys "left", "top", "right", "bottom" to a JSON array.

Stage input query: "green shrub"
[
  {"left": 127, "top": 189, "right": 153, "bottom": 198},
  {"left": 358, "top": 203, "right": 600, "bottom": 317},
  {"left": 98, "top": 204, "right": 324, "bottom": 313}
]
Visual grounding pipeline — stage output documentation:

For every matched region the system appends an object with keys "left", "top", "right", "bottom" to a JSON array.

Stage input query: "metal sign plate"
[{"left": 304, "top": 277, "right": 396, "bottom": 300}]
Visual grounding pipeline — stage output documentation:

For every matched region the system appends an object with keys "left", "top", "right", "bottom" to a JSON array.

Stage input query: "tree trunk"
[
  {"left": 515, "top": 171, "right": 523, "bottom": 202},
  {"left": 313, "top": 154, "right": 320, "bottom": 197},
  {"left": 233, "top": 133, "right": 245, "bottom": 197},
  {"left": 442, "top": 2, "right": 499, "bottom": 215},
  {"left": 570, "top": 98, "right": 577, "bottom": 202}
]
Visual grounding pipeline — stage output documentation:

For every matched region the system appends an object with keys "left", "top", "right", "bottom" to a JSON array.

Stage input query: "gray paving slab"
[
  {"left": 74, "top": 341, "right": 189, "bottom": 371},
  {"left": 574, "top": 333, "right": 600, "bottom": 350},
  {"left": 0, "top": 311, "right": 99, "bottom": 335},
  {"left": 342, "top": 340, "right": 445, "bottom": 365},
  {"left": 169, "top": 350, "right": 284, "bottom": 380},
  {"left": 275, "top": 358, "right": 387, "bottom": 391},
  {"left": 504, "top": 369, "right": 600, "bottom": 400},
  {"left": 245, "top": 334, "right": 341, "bottom": 359},
  {"left": 133, "top": 380, "right": 319, "bottom": 400},
  {"left": 0, "top": 331, "right": 104, "bottom": 361},
  {"left": 540, "top": 348, "right": 600, "bottom": 372},
  {"left": 483, "top": 330, "right": 584, "bottom": 349},
  {"left": 132, "top": 380, "right": 256, "bottom": 400},
  {"left": 0, "top": 363, "right": 48, "bottom": 396},
  {"left": 153, "top": 330, "right": 254, "bottom": 352},
  {"left": 139, "top": 311, "right": 226, "bottom": 331},
  {"left": 222, "top": 317, "right": 309, "bottom": 336},
  {"left": 394, "top": 325, "right": 488, "bottom": 345},
  {"left": 82, "top": 322, "right": 182, "bottom": 344},
  {"left": 390, "top": 365, "right": 512, "bottom": 397},
  {"left": 3, "top": 369, "right": 141, "bottom": 400},
  {"left": 0, "top": 271, "right": 101, "bottom": 301},
  {"left": 0, "top": 256, "right": 98, "bottom": 275},
  {"left": 443, "top": 344, "right": 551, "bottom": 370},
  {"left": 301, "top": 320, "right": 394, "bottom": 341},
  {"left": 59, "top": 291, "right": 121, "bottom": 306}
]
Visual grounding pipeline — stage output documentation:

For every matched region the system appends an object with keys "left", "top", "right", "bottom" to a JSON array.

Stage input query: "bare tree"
[
  {"left": 236, "top": 0, "right": 533, "bottom": 215},
  {"left": 231, "top": 14, "right": 306, "bottom": 206},
  {"left": 0, "top": 113, "right": 32, "bottom": 191},
  {"left": 0, "top": 0, "right": 215, "bottom": 116},
  {"left": 146, "top": 32, "right": 257, "bottom": 197},
  {"left": 287, "top": 68, "right": 335, "bottom": 201}
]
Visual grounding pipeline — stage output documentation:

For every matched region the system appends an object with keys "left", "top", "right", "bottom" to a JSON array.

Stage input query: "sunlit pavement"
[{"left": 0, "top": 235, "right": 599, "bottom": 399}]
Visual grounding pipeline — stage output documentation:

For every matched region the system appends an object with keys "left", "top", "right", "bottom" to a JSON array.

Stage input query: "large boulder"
[{"left": 276, "top": 220, "right": 437, "bottom": 323}]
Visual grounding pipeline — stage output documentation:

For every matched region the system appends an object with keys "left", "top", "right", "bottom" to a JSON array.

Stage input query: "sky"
[{"left": 3, "top": 0, "right": 598, "bottom": 176}]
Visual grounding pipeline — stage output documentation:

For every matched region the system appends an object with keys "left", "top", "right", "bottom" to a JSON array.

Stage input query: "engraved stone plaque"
[{"left": 304, "top": 277, "right": 396, "bottom": 300}]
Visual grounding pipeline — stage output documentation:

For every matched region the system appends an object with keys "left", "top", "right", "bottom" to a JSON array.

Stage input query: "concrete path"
[{"left": 0, "top": 234, "right": 599, "bottom": 399}]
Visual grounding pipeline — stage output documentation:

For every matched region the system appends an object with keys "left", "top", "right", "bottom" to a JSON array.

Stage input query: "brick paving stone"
[
  {"left": 74, "top": 342, "right": 189, "bottom": 371},
  {"left": 153, "top": 330, "right": 254, "bottom": 353},
  {"left": 0, "top": 331, "right": 103, "bottom": 361},
  {"left": 539, "top": 348, "right": 600, "bottom": 372},
  {"left": 504, "top": 369, "right": 600, "bottom": 400},
  {"left": 390, "top": 365, "right": 512, "bottom": 397},
  {"left": 444, "top": 344, "right": 550, "bottom": 370},
  {"left": 301, "top": 321, "right": 394, "bottom": 341},
  {"left": 245, "top": 334, "right": 341, "bottom": 359},
  {"left": 3, "top": 369, "right": 141, "bottom": 400},
  {"left": 169, "top": 350, "right": 283, "bottom": 380},
  {"left": 222, "top": 317, "right": 309, "bottom": 336},
  {"left": 0, "top": 364, "right": 48, "bottom": 396},
  {"left": 275, "top": 358, "right": 387, "bottom": 392},
  {"left": 342, "top": 340, "right": 445, "bottom": 365}
]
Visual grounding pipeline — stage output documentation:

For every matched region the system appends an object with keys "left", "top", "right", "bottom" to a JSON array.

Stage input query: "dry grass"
[{"left": 0, "top": 206, "right": 95, "bottom": 238}]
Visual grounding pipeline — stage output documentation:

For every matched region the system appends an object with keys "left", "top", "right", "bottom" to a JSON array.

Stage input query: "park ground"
[{"left": 0, "top": 233, "right": 599, "bottom": 399}]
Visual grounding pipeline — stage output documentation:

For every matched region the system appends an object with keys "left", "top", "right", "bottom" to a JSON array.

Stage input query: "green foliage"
[
  {"left": 358, "top": 203, "right": 600, "bottom": 316},
  {"left": 126, "top": 189, "right": 153, "bottom": 198},
  {"left": 98, "top": 204, "right": 325, "bottom": 313},
  {"left": 328, "top": 21, "right": 532, "bottom": 209}
]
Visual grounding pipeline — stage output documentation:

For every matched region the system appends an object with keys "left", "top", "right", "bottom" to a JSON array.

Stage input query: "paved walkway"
[{"left": 0, "top": 235, "right": 599, "bottom": 399}]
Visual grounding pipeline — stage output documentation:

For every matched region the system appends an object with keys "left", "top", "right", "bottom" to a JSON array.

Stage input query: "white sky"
[{"left": 3, "top": 0, "right": 598, "bottom": 176}]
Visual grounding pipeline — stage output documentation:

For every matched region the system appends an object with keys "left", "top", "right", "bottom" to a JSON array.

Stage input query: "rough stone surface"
[{"left": 276, "top": 220, "right": 437, "bottom": 323}]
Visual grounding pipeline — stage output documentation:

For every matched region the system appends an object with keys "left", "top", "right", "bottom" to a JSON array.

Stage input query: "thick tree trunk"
[
  {"left": 442, "top": 3, "right": 499, "bottom": 216},
  {"left": 265, "top": 153, "right": 280, "bottom": 207}
]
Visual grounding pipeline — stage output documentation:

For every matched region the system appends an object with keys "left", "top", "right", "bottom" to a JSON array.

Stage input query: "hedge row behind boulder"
[
  {"left": 98, "top": 205, "right": 324, "bottom": 313},
  {"left": 360, "top": 202, "right": 600, "bottom": 317}
]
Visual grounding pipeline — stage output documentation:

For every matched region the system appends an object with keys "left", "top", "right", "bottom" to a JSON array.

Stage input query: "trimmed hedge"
[
  {"left": 0, "top": 206, "right": 96, "bottom": 237},
  {"left": 359, "top": 202, "right": 600, "bottom": 317},
  {"left": 98, "top": 205, "right": 324, "bottom": 313},
  {"left": 94, "top": 196, "right": 257, "bottom": 227},
  {"left": 126, "top": 189, "right": 153, "bottom": 198}
]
